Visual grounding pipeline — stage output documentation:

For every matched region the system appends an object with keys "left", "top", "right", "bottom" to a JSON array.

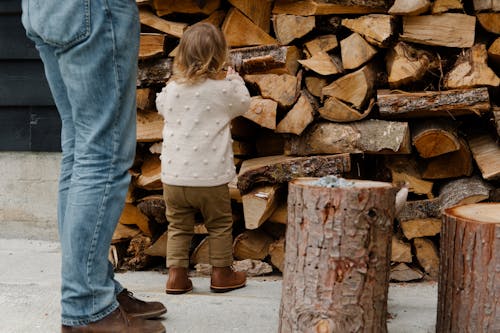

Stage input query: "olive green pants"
[{"left": 163, "top": 184, "right": 234, "bottom": 268}]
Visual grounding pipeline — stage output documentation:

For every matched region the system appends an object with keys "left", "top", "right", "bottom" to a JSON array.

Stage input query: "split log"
[
  {"left": 136, "top": 88, "right": 156, "bottom": 111},
  {"left": 385, "top": 41, "right": 437, "bottom": 88},
  {"left": 137, "top": 58, "right": 173, "bottom": 87},
  {"left": 400, "top": 13, "right": 476, "bottom": 48},
  {"left": 151, "top": 0, "right": 220, "bottom": 17},
  {"left": 340, "top": 33, "right": 377, "bottom": 70},
  {"left": 318, "top": 97, "right": 374, "bottom": 122},
  {"left": 431, "top": 0, "right": 463, "bottom": 14},
  {"left": 112, "top": 223, "right": 141, "bottom": 244},
  {"left": 388, "top": 0, "right": 431, "bottom": 16},
  {"left": 437, "top": 203, "right": 500, "bottom": 332},
  {"left": 421, "top": 137, "right": 474, "bottom": 179},
  {"left": 401, "top": 218, "right": 441, "bottom": 240},
  {"left": 342, "top": 14, "right": 394, "bottom": 47},
  {"left": 190, "top": 237, "right": 209, "bottom": 265},
  {"left": 269, "top": 237, "right": 285, "bottom": 272},
  {"left": 244, "top": 73, "right": 299, "bottom": 108},
  {"left": 439, "top": 176, "right": 493, "bottom": 210},
  {"left": 136, "top": 155, "right": 162, "bottom": 190},
  {"left": 276, "top": 92, "right": 316, "bottom": 135},
  {"left": 413, "top": 237, "right": 439, "bottom": 279},
  {"left": 322, "top": 64, "right": 375, "bottom": 109},
  {"left": 144, "top": 231, "right": 168, "bottom": 257},
  {"left": 398, "top": 197, "right": 441, "bottom": 222},
  {"left": 242, "top": 184, "right": 282, "bottom": 229},
  {"left": 139, "top": 8, "right": 186, "bottom": 38},
  {"left": 244, "top": 97, "right": 277, "bottom": 130},
  {"left": 284, "top": 120, "right": 411, "bottom": 156},
  {"left": 304, "top": 75, "right": 329, "bottom": 97},
  {"left": 298, "top": 51, "right": 343, "bottom": 76},
  {"left": 119, "top": 203, "right": 151, "bottom": 237},
  {"left": 390, "top": 263, "right": 424, "bottom": 282},
  {"left": 228, "top": 0, "right": 273, "bottom": 33},
  {"left": 123, "top": 234, "right": 153, "bottom": 271},
  {"left": 273, "top": 14, "right": 315, "bottom": 45},
  {"left": 411, "top": 119, "right": 460, "bottom": 158},
  {"left": 279, "top": 178, "right": 398, "bottom": 333},
  {"left": 468, "top": 133, "right": 500, "bottom": 180},
  {"left": 385, "top": 156, "right": 434, "bottom": 198},
  {"left": 304, "top": 35, "right": 338, "bottom": 57},
  {"left": 136, "top": 195, "right": 168, "bottom": 225},
  {"left": 222, "top": 8, "right": 276, "bottom": 47},
  {"left": 232, "top": 140, "right": 255, "bottom": 157},
  {"left": 137, "top": 111, "right": 163, "bottom": 142},
  {"left": 477, "top": 13, "right": 500, "bottom": 34},
  {"left": 376, "top": 88, "right": 491, "bottom": 118},
  {"left": 444, "top": 44, "right": 500, "bottom": 89},
  {"left": 391, "top": 235, "right": 412, "bottom": 263},
  {"left": 268, "top": 203, "right": 288, "bottom": 224},
  {"left": 473, "top": 0, "right": 500, "bottom": 11},
  {"left": 229, "top": 45, "right": 300, "bottom": 75},
  {"left": 272, "top": 0, "right": 386, "bottom": 15},
  {"left": 493, "top": 107, "right": 500, "bottom": 137},
  {"left": 139, "top": 33, "right": 166, "bottom": 60},
  {"left": 196, "top": 259, "right": 273, "bottom": 276},
  {"left": 237, "top": 154, "right": 351, "bottom": 194},
  {"left": 233, "top": 230, "right": 274, "bottom": 260},
  {"left": 488, "top": 38, "right": 500, "bottom": 68}
]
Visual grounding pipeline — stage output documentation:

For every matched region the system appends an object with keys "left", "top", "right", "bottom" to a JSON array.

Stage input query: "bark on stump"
[
  {"left": 279, "top": 178, "right": 398, "bottom": 333},
  {"left": 437, "top": 203, "right": 500, "bottom": 333}
]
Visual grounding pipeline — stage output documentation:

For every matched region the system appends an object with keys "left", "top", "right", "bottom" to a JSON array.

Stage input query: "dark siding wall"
[{"left": 0, "top": 0, "right": 61, "bottom": 151}]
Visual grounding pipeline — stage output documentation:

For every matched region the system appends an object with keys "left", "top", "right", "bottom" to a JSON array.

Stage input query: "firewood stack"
[{"left": 110, "top": 0, "right": 500, "bottom": 281}]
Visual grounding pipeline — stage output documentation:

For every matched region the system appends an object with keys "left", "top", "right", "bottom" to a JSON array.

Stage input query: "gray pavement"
[{"left": 0, "top": 239, "right": 437, "bottom": 333}]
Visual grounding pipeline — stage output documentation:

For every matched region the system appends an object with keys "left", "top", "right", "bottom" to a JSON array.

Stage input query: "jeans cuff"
[{"left": 61, "top": 300, "right": 119, "bottom": 327}]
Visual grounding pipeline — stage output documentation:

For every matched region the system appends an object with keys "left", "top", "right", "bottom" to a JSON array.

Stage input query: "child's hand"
[{"left": 226, "top": 66, "right": 236, "bottom": 77}]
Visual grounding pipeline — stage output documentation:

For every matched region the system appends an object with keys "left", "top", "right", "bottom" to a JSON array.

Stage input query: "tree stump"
[
  {"left": 437, "top": 203, "right": 500, "bottom": 333},
  {"left": 279, "top": 177, "right": 398, "bottom": 333}
]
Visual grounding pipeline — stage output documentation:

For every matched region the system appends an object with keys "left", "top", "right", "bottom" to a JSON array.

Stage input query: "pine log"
[
  {"left": 222, "top": 8, "right": 276, "bottom": 47},
  {"left": 304, "top": 75, "right": 329, "bottom": 97},
  {"left": 137, "top": 58, "right": 173, "bottom": 87},
  {"left": 388, "top": 0, "right": 431, "bottom": 15},
  {"left": 398, "top": 197, "right": 441, "bottom": 222},
  {"left": 151, "top": 0, "right": 220, "bottom": 16},
  {"left": 269, "top": 237, "right": 285, "bottom": 272},
  {"left": 468, "top": 134, "right": 500, "bottom": 180},
  {"left": 139, "top": 33, "right": 166, "bottom": 60},
  {"left": 144, "top": 231, "right": 168, "bottom": 257},
  {"left": 233, "top": 230, "right": 274, "bottom": 260},
  {"left": 229, "top": 45, "right": 300, "bottom": 75},
  {"left": 385, "top": 41, "right": 437, "bottom": 88},
  {"left": 473, "top": 0, "right": 500, "bottom": 11},
  {"left": 413, "top": 237, "right": 439, "bottom": 279},
  {"left": 119, "top": 203, "right": 151, "bottom": 237},
  {"left": 390, "top": 263, "right": 424, "bottom": 282},
  {"left": 439, "top": 176, "right": 493, "bottom": 210},
  {"left": 401, "top": 218, "right": 441, "bottom": 240},
  {"left": 284, "top": 120, "right": 411, "bottom": 156},
  {"left": 244, "top": 97, "right": 277, "bottom": 130},
  {"left": 136, "top": 154, "right": 162, "bottom": 190},
  {"left": 376, "top": 88, "right": 491, "bottom": 118},
  {"left": 431, "top": 0, "right": 463, "bottom": 14},
  {"left": 136, "top": 88, "right": 156, "bottom": 111},
  {"left": 136, "top": 195, "right": 168, "bottom": 225},
  {"left": 322, "top": 63, "right": 375, "bottom": 109},
  {"left": 276, "top": 92, "right": 316, "bottom": 135},
  {"left": 477, "top": 13, "right": 500, "bottom": 34},
  {"left": 190, "top": 237, "right": 209, "bottom": 265},
  {"left": 272, "top": 0, "right": 386, "bottom": 15},
  {"left": 273, "top": 14, "right": 315, "bottom": 45},
  {"left": 400, "top": 13, "right": 475, "bottom": 48},
  {"left": 489, "top": 38, "right": 500, "bottom": 68},
  {"left": 139, "top": 8, "right": 187, "bottom": 38},
  {"left": 391, "top": 235, "right": 412, "bottom": 263},
  {"left": 411, "top": 119, "right": 460, "bottom": 158},
  {"left": 228, "top": 0, "right": 273, "bottom": 33},
  {"left": 304, "top": 35, "right": 338, "bottom": 57},
  {"left": 237, "top": 154, "right": 351, "bottom": 194},
  {"left": 298, "top": 51, "right": 343, "bottom": 76},
  {"left": 385, "top": 156, "right": 434, "bottom": 198},
  {"left": 342, "top": 14, "right": 394, "bottom": 47},
  {"left": 137, "top": 110, "right": 163, "bottom": 142},
  {"left": 242, "top": 184, "right": 282, "bottom": 229},
  {"left": 340, "top": 33, "right": 377, "bottom": 70},
  {"left": 244, "top": 74, "right": 299, "bottom": 108},
  {"left": 421, "top": 137, "right": 474, "bottom": 179},
  {"left": 437, "top": 203, "right": 500, "bottom": 332},
  {"left": 444, "top": 44, "right": 500, "bottom": 89},
  {"left": 279, "top": 178, "right": 398, "bottom": 333},
  {"left": 318, "top": 97, "right": 374, "bottom": 122}
]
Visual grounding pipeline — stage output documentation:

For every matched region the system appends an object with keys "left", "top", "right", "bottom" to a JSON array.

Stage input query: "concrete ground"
[{"left": 0, "top": 239, "right": 437, "bottom": 333}]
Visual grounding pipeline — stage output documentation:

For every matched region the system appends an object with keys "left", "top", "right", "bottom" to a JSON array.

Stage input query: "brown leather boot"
[
  {"left": 61, "top": 306, "right": 165, "bottom": 333},
  {"left": 117, "top": 289, "right": 167, "bottom": 319},
  {"left": 165, "top": 267, "right": 193, "bottom": 294},
  {"left": 210, "top": 266, "right": 246, "bottom": 293}
]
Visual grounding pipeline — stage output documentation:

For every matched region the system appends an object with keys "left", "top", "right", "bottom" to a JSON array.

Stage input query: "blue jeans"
[{"left": 21, "top": 0, "right": 140, "bottom": 326}]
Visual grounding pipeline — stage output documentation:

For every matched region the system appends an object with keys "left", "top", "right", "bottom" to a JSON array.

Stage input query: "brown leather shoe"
[
  {"left": 117, "top": 289, "right": 167, "bottom": 319},
  {"left": 210, "top": 266, "right": 246, "bottom": 293},
  {"left": 61, "top": 306, "right": 165, "bottom": 333},
  {"left": 166, "top": 266, "right": 193, "bottom": 294}
]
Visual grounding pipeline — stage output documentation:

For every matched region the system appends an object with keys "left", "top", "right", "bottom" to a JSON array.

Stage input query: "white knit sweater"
[{"left": 156, "top": 74, "right": 251, "bottom": 186}]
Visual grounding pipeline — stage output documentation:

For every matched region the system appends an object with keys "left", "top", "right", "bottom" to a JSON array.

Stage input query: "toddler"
[{"left": 156, "top": 22, "right": 250, "bottom": 294}]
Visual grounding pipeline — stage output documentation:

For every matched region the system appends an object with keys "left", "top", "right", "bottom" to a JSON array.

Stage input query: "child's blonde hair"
[{"left": 173, "top": 22, "right": 228, "bottom": 84}]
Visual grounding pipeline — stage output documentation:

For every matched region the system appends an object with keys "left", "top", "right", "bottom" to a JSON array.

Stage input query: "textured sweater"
[{"left": 156, "top": 74, "right": 251, "bottom": 186}]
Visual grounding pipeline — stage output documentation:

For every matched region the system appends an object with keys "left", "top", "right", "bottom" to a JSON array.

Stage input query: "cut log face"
[
  {"left": 376, "top": 88, "right": 491, "bottom": 118},
  {"left": 139, "top": 8, "right": 187, "bottom": 38},
  {"left": 390, "top": 263, "right": 424, "bottom": 282},
  {"left": 318, "top": 97, "right": 374, "bottom": 122},
  {"left": 144, "top": 231, "right": 168, "bottom": 257},
  {"left": 488, "top": 38, "right": 500, "bottom": 68},
  {"left": 304, "top": 75, "right": 329, "bottom": 97},
  {"left": 431, "top": 0, "right": 463, "bottom": 14},
  {"left": 444, "top": 44, "right": 500, "bottom": 89},
  {"left": 276, "top": 93, "right": 315, "bottom": 135},
  {"left": 400, "top": 13, "right": 476, "bottom": 48},
  {"left": 244, "top": 96, "right": 277, "bottom": 130},
  {"left": 242, "top": 184, "right": 282, "bottom": 230},
  {"left": 401, "top": 218, "right": 441, "bottom": 239},
  {"left": 340, "top": 33, "right": 377, "bottom": 70},
  {"left": 468, "top": 134, "right": 500, "bottom": 180},
  {"left": 136, "top": 154, "right": 162, "bottom": 190},
  {"left": 273, "top": 14, "right": 315, "bottom": 45},
  {"left": 413, "top": 237, "right": 439, "bottom": 279},
  {"left": 437, "top": 203, "right": 500, "bottom": 332},
  {"left": 119, "top": 203, "right": 151, "bottom": 237},
  {"left": 411, "top": 119, "right": 460, "bottom": 158},
  {"left": 222, "top": 8, "right": 276, "bottom": 47},
  {"left": 272, "top": 0, "right": 387, "bottom": 15},
  {"left": 136, "top": 88, "right": 156, "bottom": 111},
  {"left": 304, "top": 35, "right": 338, "bottom": 57},
  {"left": 279, "top": 178, "right": 398, "bottom": 333},
  {"left": 137, "top": 111, "right": 163, "bottom": 142},
  {"left": 385, "top": 156, "right": 434, "bottom": 198},
  {"left": 139, "top": 33, "right": 166, "bottom": 60},
  {"left": 477, "top": 13, "right": 500, "bottom": 34},
  {"left": 391, "top": 235, "right": 413, "bottom": 263},
  {"left": 388, "top": 0, "right": 431, "bottom": 15},
  {"left": 244, "top": 73, "right": 299, "bottom": 108},
  {"left": 285, "top": 120, "right": 411, "bottom": 156},
  {"left": 233, "top": 230, "right": 274, "bottom": 260},
  {"left": 342, "top": 14, "right": 394, "bottom": 47},
  {"left": 298, "top": 51, "right": 343, "bottom": 76},
  {"left": 228, "top": 0, "right": 273, "bottom": 33},
  {"left": 421, "top": 137, "right": 473, "bottom": 179}
]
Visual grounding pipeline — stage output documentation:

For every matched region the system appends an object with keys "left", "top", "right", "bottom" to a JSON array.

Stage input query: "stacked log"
[{"left": 111, "top": 0, "right": 500, "bottom": 280}]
